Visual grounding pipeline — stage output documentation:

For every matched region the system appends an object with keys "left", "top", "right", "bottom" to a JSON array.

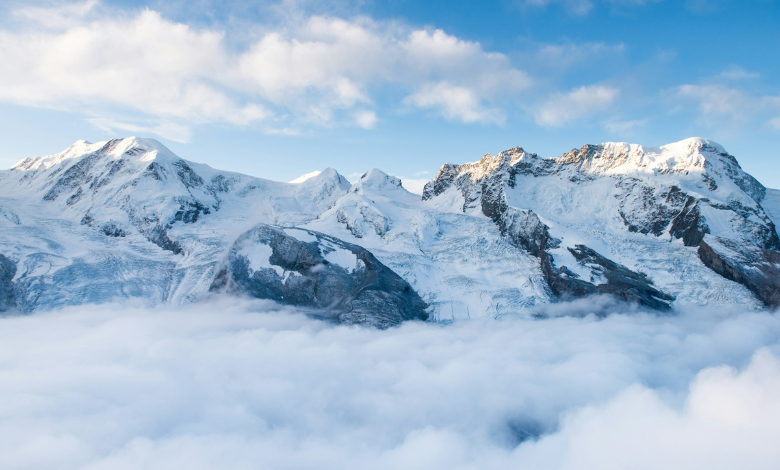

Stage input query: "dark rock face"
[
  {"left": 173, "top": 200, "right": 211, "bottom": 224},
  {"left": 421, "top": 163, "right": 459, "bottom": 200},
  {"left": 698, "top": 237, "right": 780, "bottom": 308},
  {"left": 499, "top": 208, "right": 549, "bottom": 256},
  {"left": 43, "top": 153, "right": 101, "bottom": 201},
  {"left": 615, "top": 182, "right": 710, "bottom": 245},
  {"left": 669, "top": 197, "right": 709, "bottom": 247},
  {"left": 537, "top": 242, "right": 673, "bottom": 310},
  {"left": 210, "top": 224, "right": 429, "bottom": 328},
  {"left": 708, "top": 150, "right": 766, "bottom": 203},
  {"left": 101, "top": 223, "right": 127, "bottom": 237},
  {"left": 172, "top": 160, "right": 205, "bottom": 188},
  {"left": 567, "top": 245, "right": 673, "bottom": 310},
  {"left": 144, "top": 224, "right": 183, "bottom": 255},
  {"left": 0, "top": 254, "right": 16, "bottom": 312},
  {"left": 539, "top": 250, "right": 599, "bottom": 300}
]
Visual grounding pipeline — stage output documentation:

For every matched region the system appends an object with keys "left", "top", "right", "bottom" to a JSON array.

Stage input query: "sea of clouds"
[{"left": 1, "top": 297, "right": 779, "bottom": 469}]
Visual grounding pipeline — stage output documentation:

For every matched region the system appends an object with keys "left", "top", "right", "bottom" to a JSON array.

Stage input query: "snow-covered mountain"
[
  {"left": 0, "top": 136, "right": 778, "bottom": 324},
  {"left": 0, "top": 138, "right": 352, "bottom": 312}
]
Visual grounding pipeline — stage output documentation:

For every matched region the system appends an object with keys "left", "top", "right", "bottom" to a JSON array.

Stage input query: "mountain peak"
[
  {"left": 290, "top": 170, "right": 322, "bottom": 184},
  {"left": 12, "top": 136, "right": 177, "bottom": 172},
  {"left": 425, "top": 137, "right": 765, "bottom": 206},
  {"left": 342, "top": 169, "right": 408, "bottom": 198},
  {"left": 659, "top": 137, "right": 726, "bottom": 154}
]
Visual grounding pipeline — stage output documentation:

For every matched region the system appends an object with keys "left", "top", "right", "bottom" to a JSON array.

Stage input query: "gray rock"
[
  {"left": 0, "top": 254, "right": 16, "bottom": 312},
  {"left": 210, "top": 224, "right": 429, "bottom": 328},
  {"left": 567, "top": 245, "right": 674, "bottom": 311},
  {"left": 698, "top": 237, "right": 780, "bottom": 309}
]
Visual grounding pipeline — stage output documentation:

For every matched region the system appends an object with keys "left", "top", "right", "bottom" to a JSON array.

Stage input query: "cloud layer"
[{"left": 1, "top": 298, "right": 779, "bottom": 469}]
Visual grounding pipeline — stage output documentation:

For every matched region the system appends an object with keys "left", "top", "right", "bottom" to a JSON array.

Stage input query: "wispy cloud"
[
  {"left": 603, "top": 118, "right": 647, "bottom": 135},
  {"left": 522, "top": 0, "right": 663, "bottom": 16},
  {"left": 675, "top": 84, "right": 780, "bottom": 131},
  {"left": 533, "top": 42, "right": 626, "bottom": 70},
  {"left": 86, "top": 118, "right": 194, "bottom": 143},
  {"left": 717, "top": 65, "right": 761, "bottom": 81},
  {"left": 404, "top": 82, "right": 509, "bottom": 124},
  {"left": 353, "top": 110, "right": 378, "bottom": 129},
  {"left": 535, "top": 85, "right": 620, "bottom": 126}
]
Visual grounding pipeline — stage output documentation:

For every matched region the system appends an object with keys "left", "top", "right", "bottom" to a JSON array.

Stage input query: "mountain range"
[{"left": 1, "top": 136, "right": 778, "bottom": 326}]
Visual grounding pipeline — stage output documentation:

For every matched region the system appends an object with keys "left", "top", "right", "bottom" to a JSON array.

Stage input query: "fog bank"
[{"left": 1, "top": 299, "right": 779, "bottom": 469}]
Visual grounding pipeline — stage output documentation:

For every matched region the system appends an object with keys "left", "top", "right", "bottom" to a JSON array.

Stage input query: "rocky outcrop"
[
  {"left": 210, "top": 224, "right": 429, "bottom": 328},
  {"left": 668, "top": 197, "right": 709, "bottom": 247},
  {"left": 0, "top": 254, "right": 16, "bottom": 312},
  {"left": 567, "top": 245, "right": 673, "bottom": 310},
  {"left": 615, "top": 182, "right": 711, "bottom": 246},
  {"left": 698, "top": 237, "right": 780, "bottom": 309}
]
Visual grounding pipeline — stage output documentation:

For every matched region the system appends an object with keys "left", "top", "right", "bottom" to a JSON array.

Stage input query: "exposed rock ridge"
[
  {"left": 210, "top": 224, "right": 429, "bottom": 328},
  {"left": 698, "top": 237, "right": 780, "bottom": 309},
  {"left": 0, "top": 254, "right": 16, "bottom": 312}
]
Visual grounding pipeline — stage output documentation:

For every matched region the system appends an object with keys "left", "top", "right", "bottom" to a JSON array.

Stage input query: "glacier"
[{"left": 0, "top": 136, "right": 778, "bottom": 324}]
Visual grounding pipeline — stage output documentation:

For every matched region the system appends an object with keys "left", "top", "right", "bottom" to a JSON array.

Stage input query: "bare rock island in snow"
[
  {"left": 0, "top": 136, "right": 778, "bottom": 324},
  {"left": 211, "top": 224, "right": 429, "bottom": 328}
]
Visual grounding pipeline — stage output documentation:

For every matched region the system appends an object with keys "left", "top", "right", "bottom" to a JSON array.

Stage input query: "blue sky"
[{"left": 0, "top": 0, "right": 779, "bottom": 188}]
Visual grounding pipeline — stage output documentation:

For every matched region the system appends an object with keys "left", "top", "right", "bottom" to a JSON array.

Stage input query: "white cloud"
[
  {"left": 404, "top": 83, "right": 506, "bottom": 124},
  {"left": 677, "top": 84, "right": 750, "bottom": 119},
  {"left": 86, "top": 118, "right": 194, "bottom": 143},
  {"left": 0, "top": 2, "right": 531, "bottom": 134},
  {"left": 675, "top": 84, "right": 780, "bottom": 131},
  {"left": 603, "top": 118, "right": 646, "bottom": 134},
  {"left": 524, "top": 0, "right": 596, "bottom": 15},
  {"left": 11, "top": 0, "right": 101, "bottom": 29},
  {"left": 0, "top": 7, "right": 267, "bottom": 124},
  {"left": 0, "top": 298, "right": 778, "bottom": 469},
  {"left": 534, "top": 42, "right": 626, "bottom": 70},
  {"left": 717, "top": 65, "right": 760, "bottom": 81},
  {"left": 517, "top": 349, "right": 780, "bottom": 470},
  {"left": 353, "top": 110, "right": 378, "bottom": 129},
  {"left": 536, "top": 85, "right": 620, "bottom": 126}
]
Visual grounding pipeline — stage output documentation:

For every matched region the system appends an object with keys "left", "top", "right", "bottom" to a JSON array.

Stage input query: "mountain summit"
[{"left": 1, "top": 137, "right": 778, "bottom": 323}]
